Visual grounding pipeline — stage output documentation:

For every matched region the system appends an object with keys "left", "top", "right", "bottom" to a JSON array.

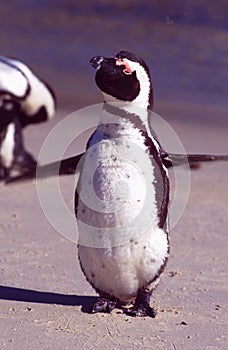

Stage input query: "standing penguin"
[
  {"left": 0, "top": 55, "right": 55, "bottom": 181},
  {"left": 75, "top": 51, "right": 169, "bottom": 317}
]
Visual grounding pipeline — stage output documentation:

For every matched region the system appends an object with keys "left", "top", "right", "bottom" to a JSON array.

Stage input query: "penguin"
[
  {"left": 75, "top": 51, "right": 170, "bottom": 317},
  {"left": 0, "top": 55, "right": 56, "bottom": 181}
]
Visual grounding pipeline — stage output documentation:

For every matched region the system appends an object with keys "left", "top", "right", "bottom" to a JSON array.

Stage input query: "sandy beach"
[{"left": 0, "top": 2, "right": 228, "bottom": 349}]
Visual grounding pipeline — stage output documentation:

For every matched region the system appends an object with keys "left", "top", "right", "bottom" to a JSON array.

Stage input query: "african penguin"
[
  {"left": 75, "top": 51, "right": 169, "bottom": 317},
  {"left": 0, "top": 55, "right": 56, "bottom": 181}
]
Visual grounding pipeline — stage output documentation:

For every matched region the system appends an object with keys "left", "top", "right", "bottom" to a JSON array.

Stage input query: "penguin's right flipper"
[{"left": 162, "top": 152, "right": 228, "bottom": 168}]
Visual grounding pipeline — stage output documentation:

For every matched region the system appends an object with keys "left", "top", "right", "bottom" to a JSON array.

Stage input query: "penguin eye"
[{"left": 115, "top": 58, "right": 132, "bottom": 75}]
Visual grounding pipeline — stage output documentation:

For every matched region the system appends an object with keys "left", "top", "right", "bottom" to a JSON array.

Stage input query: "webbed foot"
[
  {"left": 124, "top": 289, "right": 157, "bottom": 318},
  {"left": 90, "top": 297, "right": 116, "bottom": 314},
  {"left": 125, "top": 304, "right": 157, "bottom": 318}
]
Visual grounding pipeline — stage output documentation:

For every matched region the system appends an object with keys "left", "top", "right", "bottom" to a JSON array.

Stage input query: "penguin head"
[{"left": 90, "top": 51, "right": 153, "bottom": 110}]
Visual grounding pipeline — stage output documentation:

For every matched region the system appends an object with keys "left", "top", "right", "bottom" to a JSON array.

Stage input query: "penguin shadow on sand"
[{"left": 0, "top": 285, "right": 97, "bottom": 313}]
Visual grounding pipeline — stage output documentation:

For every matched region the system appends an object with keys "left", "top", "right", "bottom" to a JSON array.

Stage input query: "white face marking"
[
  {"left": 102, "top": 58, "right": 151, "bottom": 111},
  {"left": 101, "top": 58, "right": 152, "bottom": 136},
  {"left": 116, "top": 58, "right": 132, "bottom": 75},
  {"left": 123, "top": 59, "right": 151, "bottom": 109},
  {"left": 0, "top": 123, "right": 15, "bottom": 168}
]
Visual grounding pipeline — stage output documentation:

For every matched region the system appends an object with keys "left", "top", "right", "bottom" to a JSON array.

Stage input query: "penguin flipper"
[
  {"left": 162, "top": 152, "right": 228, "bottom": 168},
  {"left": 6, "top": 153, "right": 83, "bottom": 184},
  {"left": 7, "top": 150, "right": 228, "bottom": 184}
]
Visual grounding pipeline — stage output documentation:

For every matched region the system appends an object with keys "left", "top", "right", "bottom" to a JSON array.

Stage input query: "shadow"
[{"left": 0, "top": 285, "right": 98, "bottom": 313}]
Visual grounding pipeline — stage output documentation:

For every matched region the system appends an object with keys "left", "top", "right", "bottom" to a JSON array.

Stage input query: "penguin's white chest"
[{"left": 76, "top": 123, "right": 169, "bottom": 301}]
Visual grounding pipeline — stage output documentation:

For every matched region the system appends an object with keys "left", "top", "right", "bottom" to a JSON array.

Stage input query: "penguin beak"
[{"left": 90, "top": 56, "right": 104, "bottom": 70}]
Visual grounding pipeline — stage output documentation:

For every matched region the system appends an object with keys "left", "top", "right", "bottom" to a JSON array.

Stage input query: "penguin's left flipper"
[
  {"left": 6, "top": 153, "right": 83, "bottom": 184},
  {"left": 125, "top": 290, "right": 157, "bottom": 318},
  {"left": 90, "top": 297, "right": 117, "bottom": 314}
]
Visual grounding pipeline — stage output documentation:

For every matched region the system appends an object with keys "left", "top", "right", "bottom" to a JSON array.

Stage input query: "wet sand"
[{"left": 0, "top": 103, "right": 227, "bottom": 350}]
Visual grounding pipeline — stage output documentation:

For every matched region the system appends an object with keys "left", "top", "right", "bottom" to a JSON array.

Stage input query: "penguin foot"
[
  {"left": 0, "top": 166, "right": 9, "bottom": 181},
  {"left": 125, "top": 304, "right": 157, "bottom": 318},
  {"left": 124, "top": 289, "right": 157, "bottom": 318},
  {"left": 90, "top": 298, "right": 116, "bottom": 314}
]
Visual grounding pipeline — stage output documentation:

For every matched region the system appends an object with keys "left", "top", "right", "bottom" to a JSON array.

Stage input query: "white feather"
[
  {"left": 78, "top": 226, "right": 168, "bottom": 302},
  {"left": 0, "top": 57, "right": 28, "bottom": 98}
]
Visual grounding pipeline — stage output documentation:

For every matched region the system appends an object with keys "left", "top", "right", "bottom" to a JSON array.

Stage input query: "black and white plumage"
[
  {"left": 0, "top": 55, "right": 56, "bottom": 181},
  {"left": 75, "top": 51, "right": 170, "bottom": 317}
]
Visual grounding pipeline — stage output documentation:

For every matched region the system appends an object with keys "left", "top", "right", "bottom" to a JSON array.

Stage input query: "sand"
[{"left": 0, "top": 103, "right": 227, "bottom": 350}]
